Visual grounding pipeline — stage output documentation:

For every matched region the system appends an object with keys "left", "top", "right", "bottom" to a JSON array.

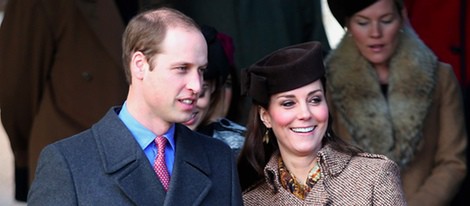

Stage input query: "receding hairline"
[{"left": 141, "top": 7, "right": 200, "bottom": 30}]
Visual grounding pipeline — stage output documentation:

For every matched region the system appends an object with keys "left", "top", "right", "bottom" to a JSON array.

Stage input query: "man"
[
  {"left": 0, "top": 0, "right": 133, "bottom": 201},
  {"left": 28, "top": 8, "right": 242, "bottom": 205}
]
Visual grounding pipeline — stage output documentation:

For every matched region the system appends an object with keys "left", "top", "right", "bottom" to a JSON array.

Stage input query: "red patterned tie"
[{"left": 154, "top": 136, "right": 170, "bottom": 191}]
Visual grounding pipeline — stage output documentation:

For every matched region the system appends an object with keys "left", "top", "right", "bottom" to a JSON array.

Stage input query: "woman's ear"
[
  {"left": 259, "top": 106, "right": 272, "bottom": 128},
  {"left": 130, "top": 51, "right": 149, "bottom": 81}
]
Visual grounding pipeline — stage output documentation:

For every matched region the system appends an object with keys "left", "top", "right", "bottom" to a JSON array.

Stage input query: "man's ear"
[
  {"left": 130, "top": 51, "right": 148, "bottom": 80},
  {"left": 259, "top": 106, "right": 272, "bottom": 128}
]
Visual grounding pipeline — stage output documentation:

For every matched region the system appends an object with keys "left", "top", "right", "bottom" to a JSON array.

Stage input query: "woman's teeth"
[{"left": 291, "top": 127, "right": 315, "bottom": 133}]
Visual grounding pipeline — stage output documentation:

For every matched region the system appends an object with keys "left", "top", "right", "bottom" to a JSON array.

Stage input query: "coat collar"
[
  {"left": 262, "top": 145, "right": 351, "bottom": 203},
  {"left": 164, "top": 124, "right": 213, "bottom": 205},
  {"left": 92, "top": 107, "right": 212, "bottom": 205},
  {"left": 325, "top": 26, "right": 438, "bottom": 167},
  {"left": 76, "top": 0, "right": 125, "bottom": 66},
  {"left": 264, "top": 145, "right": 352, "bottom": 185}
]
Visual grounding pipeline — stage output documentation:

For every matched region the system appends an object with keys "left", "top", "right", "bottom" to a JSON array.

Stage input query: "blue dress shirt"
[{"left": 118, "top": 102, "right": 176, "bottom": 175}]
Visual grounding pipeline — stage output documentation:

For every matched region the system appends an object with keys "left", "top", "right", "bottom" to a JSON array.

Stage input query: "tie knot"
[{"left": 155, "top": 136, "right": 167, "bottom": 151}]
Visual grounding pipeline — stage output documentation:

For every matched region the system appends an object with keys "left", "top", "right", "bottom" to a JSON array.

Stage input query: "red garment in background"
[{"left": 405, "top": 0, "right": 469, "bottom": 86}]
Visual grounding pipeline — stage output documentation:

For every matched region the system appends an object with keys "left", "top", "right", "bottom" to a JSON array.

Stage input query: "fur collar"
[{"left": 325, "top": 26, "right": 437, "bottom": 168}]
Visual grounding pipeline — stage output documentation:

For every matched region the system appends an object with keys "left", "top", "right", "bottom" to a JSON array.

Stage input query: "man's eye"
[{"left": 177, "top": 66, "right": 188, "bottom": 71}]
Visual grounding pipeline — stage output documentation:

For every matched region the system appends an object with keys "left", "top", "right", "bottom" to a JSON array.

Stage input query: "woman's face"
[
  {"left": 347, "top": 0, "right": 402, "bottom": 67},
  {"left": 208, "top": 74, "right": 233, "bottom": 121},
  {"left": 221, "top": 74, "right": 233, "bottom": 117},
  {"left": 183, "top": 80, "right": 213, "bottom": 130},
  {"left": 260, "top": 80, "right": 328, "bottom": 157}
]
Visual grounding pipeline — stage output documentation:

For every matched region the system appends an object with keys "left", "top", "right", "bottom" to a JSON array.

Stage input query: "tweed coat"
[
  {"left": 28, "top": 107, "right": 243, "bottom": 205},
  {"left": 0, "top": 0, "right": 128, "bottom": 181},
  {"left": 242, "top": 145, "right": 406, "bottom": 205},
  {"left": 326, "top": 26, "right": 467, "bottom": 206}
]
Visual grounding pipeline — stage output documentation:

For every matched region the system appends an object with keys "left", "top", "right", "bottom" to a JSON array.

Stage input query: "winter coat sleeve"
[
  {"left": 373, "top": 159, "right": 407, "bottom": 205},
  {"left": 407, "top": 63, "right": 467, "bottom": 206},
  {"left": 27, "top": 144, "right": 78, "bottom": 205}
]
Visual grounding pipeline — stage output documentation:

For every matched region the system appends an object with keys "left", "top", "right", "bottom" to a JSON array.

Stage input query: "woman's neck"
[
  {"left": 280, "top": 152, "right": 318, "bottom": 185},
  {"left": 374, "top": 63, "right": 390, "bottom": 84}
]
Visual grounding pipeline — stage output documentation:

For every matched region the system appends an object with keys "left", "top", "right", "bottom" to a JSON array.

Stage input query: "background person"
[
  {"left": 0, "top": 0, "right": 144, "bottom": 201},
  {"left": 325, "top": 0, "right": 467, "bottom": 205},
  {"left": 403, "top": 1, "right": 470, "bottom": 203},
  {"left": 183, "top": 25, "right": 245, "bottom": 156}
]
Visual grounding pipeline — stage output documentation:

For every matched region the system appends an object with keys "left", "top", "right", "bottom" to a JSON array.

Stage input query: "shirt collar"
[{"left": 118, "top": 102, "right": 176, "bottom": 150}]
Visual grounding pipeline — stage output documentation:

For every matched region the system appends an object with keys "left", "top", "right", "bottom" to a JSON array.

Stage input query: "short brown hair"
[{"left": 121, "top": 7, "right": 200, "bottom": 84}]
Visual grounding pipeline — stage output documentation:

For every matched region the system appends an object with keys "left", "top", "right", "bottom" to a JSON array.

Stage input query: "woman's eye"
[
  {"left": 198, "top": 84, "right": 209, "bottom": 98},
  {"left": 356, "top": 19, "right": 368, "bottom": 26},
  {"left": 381, "top": 18, "right": 393, "bottom": 24},
  {"left": 309, "top": 96, "right": 322, "bottom": 104},
  {"left": 224, "top": 79, "right": 232, "bottom": 88},
  {"left": 199, "top": 67, "right": 207, "bottom": 74},
  {"left": 281, "top": 101, "right": 295, "bottom": 107}
]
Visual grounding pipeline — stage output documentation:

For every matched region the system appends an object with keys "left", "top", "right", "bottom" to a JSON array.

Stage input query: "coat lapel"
[
  {"left": 165, "top": 124, "right": 212, "bottom": 206},
  {"left": 93, "top": 108, "right": 166, "bottom": 206},
  {"left": 75, "top": 0, "right": 125, "bottom": 65}
]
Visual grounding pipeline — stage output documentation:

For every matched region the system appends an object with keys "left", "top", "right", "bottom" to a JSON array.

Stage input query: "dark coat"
[
  {"left": 0, "top": 0, "right": 128, "bottom": 181},
  {"left": 28, "top": 107, "right": 243, "bottom": 205},
  {"left": 243, "top": 145, "right": 406, "bottom": 205}
]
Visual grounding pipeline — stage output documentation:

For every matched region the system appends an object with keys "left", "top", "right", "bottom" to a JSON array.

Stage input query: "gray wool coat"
[
  {"left": 243, "top": 145, "right": 406, "bottom": 205},
  {"left": 28, "top": 107, "right": 243, "bottom": 206}
]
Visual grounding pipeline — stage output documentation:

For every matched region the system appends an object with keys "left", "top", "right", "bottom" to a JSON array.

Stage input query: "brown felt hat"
[
  {"left": 328, "top": 0, "right": 404, "bottom": 27},
  {"left": 241, "top": 41, "right": 325, "bottom": 105}
]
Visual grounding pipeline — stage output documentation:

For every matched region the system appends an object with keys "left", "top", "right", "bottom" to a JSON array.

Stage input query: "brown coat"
[
  {"left": 326, "top": 26, "right": 467, "bottom": 206},
  {"left": 0, "top": 0, "right": 127, "bottom": 181},
  {"left": 243, "top": 145, "right": 406, "bottom": 205}
]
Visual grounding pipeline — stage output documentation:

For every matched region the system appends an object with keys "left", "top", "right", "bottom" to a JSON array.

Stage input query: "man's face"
[{"left": 141, "top": 27, "right": 208, "bottom": 125}]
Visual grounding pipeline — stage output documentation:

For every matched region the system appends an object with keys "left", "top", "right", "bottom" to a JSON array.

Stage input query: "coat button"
[{"left": 81, "top": 72, "right": 93, "bottom": 81}]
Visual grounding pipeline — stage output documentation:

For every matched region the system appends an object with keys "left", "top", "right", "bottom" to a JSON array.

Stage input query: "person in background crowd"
[
  {"left": 204, "top": 27, "right": 245, "bottom": 131},
  {"left": 172, "top": 0, "right": 332, "bottom": 125},
  {"left": 0, "top": 0, "right": 147, "bottom": 201},
  {"left": 27, "top": 7, "right": 242, "bottom": 205},
  {"left": 183, "top": 25, "right": 245, "bottom": 156},
  {"left": 325, "top": 0, "right": 467, "bottom": 205},
  {"left": 237, "top": 41, "right": 406, "bottom": 205},
  {"left": 403, "top": 1, "right": 470, "bottom": 203}
]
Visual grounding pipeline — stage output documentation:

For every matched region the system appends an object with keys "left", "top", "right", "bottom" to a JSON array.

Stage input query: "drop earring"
[{"left": 263, "top": 130, "right": 270, "bottom": 144}]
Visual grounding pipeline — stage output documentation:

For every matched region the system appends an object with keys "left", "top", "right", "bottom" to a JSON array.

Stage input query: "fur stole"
[{"left": 325, "top": 26, "right": 437, "bottom": 168}]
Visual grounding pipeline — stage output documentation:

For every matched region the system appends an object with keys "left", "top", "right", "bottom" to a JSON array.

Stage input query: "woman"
[
  {"left": 237, "top": 41, "right": 406, "bottom": 205},
  {"left": 183, "top": 25, "right": 245, "bottom": 156},
  {"left": 325, "top": 0, "right": 467, "bottom": 205}
]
